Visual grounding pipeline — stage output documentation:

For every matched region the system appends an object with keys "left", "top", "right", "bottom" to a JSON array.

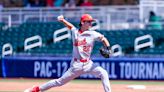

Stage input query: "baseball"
[{"left": 57, "top": 15, "right": 64, "bottom": 21}]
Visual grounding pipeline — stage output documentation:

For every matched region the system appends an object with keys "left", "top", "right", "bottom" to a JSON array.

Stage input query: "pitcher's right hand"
[{"left": 57, "top": 15, "right": 64, "bottom": 22}]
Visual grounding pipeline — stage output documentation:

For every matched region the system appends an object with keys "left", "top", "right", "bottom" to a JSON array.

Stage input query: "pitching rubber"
[{"left": 127, "top": 85, "right": 146, "bottom": 89}]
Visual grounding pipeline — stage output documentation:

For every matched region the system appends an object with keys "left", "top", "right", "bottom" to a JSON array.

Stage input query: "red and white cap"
[{"left": 80, "top": 14, "right": 94, "bottom": 22}]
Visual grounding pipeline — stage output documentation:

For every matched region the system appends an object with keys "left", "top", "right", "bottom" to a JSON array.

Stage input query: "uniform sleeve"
[
  {"left": 70, "top": 26, "right": 78, "bottom": 39},
  {"left": 70, "top": 26, "right": 77, "bottom": 32},
  {"left": 93, "top": 31, "right": 104, "bottom": 41}
]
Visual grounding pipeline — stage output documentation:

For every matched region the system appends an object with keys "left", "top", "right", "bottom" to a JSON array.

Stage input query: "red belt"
[{"left": 74, "top": 58, "right": 89, "bottom": 62}]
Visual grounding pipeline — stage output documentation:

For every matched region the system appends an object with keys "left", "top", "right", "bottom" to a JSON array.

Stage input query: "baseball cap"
[{"left": 80, "top": 14, "right": 94, "bottom": 22}]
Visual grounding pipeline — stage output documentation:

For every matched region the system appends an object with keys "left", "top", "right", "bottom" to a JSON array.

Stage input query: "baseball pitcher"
[{"left": 24, "top": 14, "right": 112, "bottom": 92}]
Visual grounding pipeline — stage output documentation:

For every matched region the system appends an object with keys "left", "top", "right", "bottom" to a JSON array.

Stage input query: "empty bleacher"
[{"left": 0, "top": 22, "right": 164, "bottom": 57}]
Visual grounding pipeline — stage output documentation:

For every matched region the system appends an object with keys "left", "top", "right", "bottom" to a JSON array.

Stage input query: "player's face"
[{"left": 82, "top": 21, "right": 92, "bottom": 28}]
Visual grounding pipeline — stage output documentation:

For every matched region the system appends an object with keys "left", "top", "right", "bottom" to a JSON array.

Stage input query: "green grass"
[
  {"left": 110, "top": 80, "right": 164, "bottom": 85},
  {"left": 72, "top": 79, "right": 164, "bottom": 85},
  {"left": 0, "top": 78, "right": 163, "bottom": 85}
]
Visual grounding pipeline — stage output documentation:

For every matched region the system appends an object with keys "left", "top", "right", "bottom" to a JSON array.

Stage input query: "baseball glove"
[{"left": 99, "top": 46, "right": 112, "bottom": 58}]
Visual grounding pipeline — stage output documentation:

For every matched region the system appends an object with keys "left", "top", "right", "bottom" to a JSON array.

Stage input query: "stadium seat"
[{"left": 1, "top": 22, "right": 164, "bottom": 57}]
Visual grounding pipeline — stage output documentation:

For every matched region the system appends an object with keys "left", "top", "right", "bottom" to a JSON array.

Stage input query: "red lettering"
[{"left": 74, "top": 38, "right": 87, "bottom": 46}]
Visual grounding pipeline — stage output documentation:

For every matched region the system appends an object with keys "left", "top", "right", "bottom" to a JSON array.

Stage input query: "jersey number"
[{"left": 83, "top": 45, "right": 91, "bottom": 52}]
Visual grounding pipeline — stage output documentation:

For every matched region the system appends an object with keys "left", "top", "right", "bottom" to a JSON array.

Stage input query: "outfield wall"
[{"left": 1, "top": 56, "right": 164, "bottom": 80}]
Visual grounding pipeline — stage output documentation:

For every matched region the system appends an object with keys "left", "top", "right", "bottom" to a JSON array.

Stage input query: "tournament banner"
[{"left": 1, "top": 56, "right": 164, "bottom": 80}]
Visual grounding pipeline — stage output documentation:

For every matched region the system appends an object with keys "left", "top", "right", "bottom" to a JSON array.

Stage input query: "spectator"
[
  {"left": 148, "top": 11, "right": 163, "bottom": 30},
  {"left": 80, "top": 0, "right": 93, "bottom": 6},
  {"left": 54, "top": 0, "right": 64, "bottom": 7},
  {"left": 46, "top": 0, "right": 54, "bottom": 7},
  {"left": 0, "top": 0, "right": 3, "bottom": 8},
  {"left": 41, "top": 0, "right": 46, "bottom": 6},
  {"left": 0, "top": 1, "right": 3, "bottom": 8},
  {"left": 64, "top": 0, "right": 76, "bottom": 8},
  {"left": 77, "top": 0, "right": 83, "bottom": 6},
  {"left": 29, "top": 0, "right": 45, "bottom": 7},
  {"left": 23, "top": 0, "right": 30, "bottom": 7}
]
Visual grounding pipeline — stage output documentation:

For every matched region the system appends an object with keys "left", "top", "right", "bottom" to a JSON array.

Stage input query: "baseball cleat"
[{"left": 24, "top": 86, "right": 40, "bottom": 92}]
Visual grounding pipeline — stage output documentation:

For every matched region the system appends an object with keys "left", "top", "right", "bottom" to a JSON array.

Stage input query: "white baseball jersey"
[
  {"left": 71, "top": 27, "right": 104, "bottom": 59},
  {"left": 39, "top": 27, "right": 111, "bottom": 92}
]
